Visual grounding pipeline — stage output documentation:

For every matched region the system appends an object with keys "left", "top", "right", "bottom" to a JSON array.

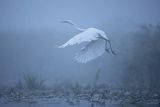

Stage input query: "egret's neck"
[{"left": 65, "top": 21, "right": 86, "bottom": 32}]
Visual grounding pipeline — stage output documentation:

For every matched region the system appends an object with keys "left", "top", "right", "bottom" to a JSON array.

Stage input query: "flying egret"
[{"left": 59, "top": 20, "right": 116, "bottom": 63}]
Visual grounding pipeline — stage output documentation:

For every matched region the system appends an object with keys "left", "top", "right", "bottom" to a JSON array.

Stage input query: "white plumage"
[
  {"left": 74, "top": 39, "right": 106, "bottom": 63},
  {"left": 59, "top": 20, "right": 116, "bottom": 63}
]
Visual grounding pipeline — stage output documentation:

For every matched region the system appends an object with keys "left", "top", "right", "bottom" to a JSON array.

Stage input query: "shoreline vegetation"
[{"left": 0, "top": 84, "right": 160, "bottom": 106}]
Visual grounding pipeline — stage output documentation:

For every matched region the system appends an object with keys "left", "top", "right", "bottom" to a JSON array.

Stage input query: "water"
[
  {"left": 0, "top": 103, "right": 120, "bottom": 107},
  {"left": 0, "top": 101, "right": 159, "bottom": 107}
]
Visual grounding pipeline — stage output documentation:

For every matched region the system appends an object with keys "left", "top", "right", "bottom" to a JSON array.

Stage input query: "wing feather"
[
  {"left": 58, "top": 29, "right": 99, "bottom": 48},
  {"left": 74, "top": 39, "right": 106, "bottom": 63}
]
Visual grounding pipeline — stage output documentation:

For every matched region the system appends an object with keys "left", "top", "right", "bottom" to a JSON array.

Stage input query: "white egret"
[{"left": 59, "top": 20, "right": 116, "bottom": 63}]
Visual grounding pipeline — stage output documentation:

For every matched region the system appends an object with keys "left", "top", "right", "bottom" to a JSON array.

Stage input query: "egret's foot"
[
  {"left": 105, "top": 48, "right": 110, "bottom": 53},
  {"left": 112, "top": 50, "right": 117, "bottom": 55}
]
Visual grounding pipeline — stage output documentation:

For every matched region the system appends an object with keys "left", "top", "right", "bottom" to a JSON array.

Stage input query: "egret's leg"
[
  {"left": 105, "top": 41, "right": 110, "bottom": 53},
  {"left": 108, "top": 40, "right": 117, "bottom": 55}
]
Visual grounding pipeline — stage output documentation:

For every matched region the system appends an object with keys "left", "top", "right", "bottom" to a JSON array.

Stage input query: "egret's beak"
[
  {"left": 60, "top": 20, "right": 70, "bottom": 23},
  {"left": 60, "top": 20, "right": 72, "bottom": 24}
]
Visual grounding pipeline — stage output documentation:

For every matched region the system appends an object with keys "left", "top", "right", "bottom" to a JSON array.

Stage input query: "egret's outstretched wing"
[
  {"left": 74, "top": 39, "right": 106, "bottom": 63},
  {"left": 58, "top": 29, "right": 99, "bottom": 48}
]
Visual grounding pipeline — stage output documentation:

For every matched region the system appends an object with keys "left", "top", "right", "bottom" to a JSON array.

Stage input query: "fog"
[{"left": 0, "top": 0, "right": 160, "bottom": 88}]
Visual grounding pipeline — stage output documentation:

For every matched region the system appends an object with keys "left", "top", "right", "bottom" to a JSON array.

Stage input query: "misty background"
[{"left": 0, "top": 0, "right": 160, "bottom": 89}]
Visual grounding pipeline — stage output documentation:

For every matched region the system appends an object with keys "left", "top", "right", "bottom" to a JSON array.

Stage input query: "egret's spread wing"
[
  {"left": 58, "top": 29, "right": 99, "bottom": 48},
  {"left": 74, "top": 39, "right": 106, "bottom": 63}
]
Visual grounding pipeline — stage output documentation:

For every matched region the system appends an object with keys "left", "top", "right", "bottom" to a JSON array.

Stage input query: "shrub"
[{"left": 23, "top": 73, "right": 46, "bottom": 90}]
